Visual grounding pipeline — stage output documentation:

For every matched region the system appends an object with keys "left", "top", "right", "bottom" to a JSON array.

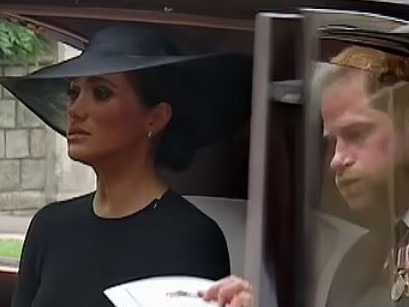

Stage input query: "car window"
[{"left": 310, "top": 43, "right": 408, "bottom": 307}]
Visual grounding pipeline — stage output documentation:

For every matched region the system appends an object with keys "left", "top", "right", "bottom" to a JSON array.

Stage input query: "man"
[
  {"left": 199, "top": 275, "right": 253, "bottom": 307},
  {"left": 317, "top": 45, "right": 409, "bottom": 307},
  {"left": 201, "top": 45, "right": 409, "bottom": 307}
]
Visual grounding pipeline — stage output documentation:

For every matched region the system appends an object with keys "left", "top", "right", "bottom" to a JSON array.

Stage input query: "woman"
[{"left": 3, "top": 25, "right": 252, "bottom": 307}]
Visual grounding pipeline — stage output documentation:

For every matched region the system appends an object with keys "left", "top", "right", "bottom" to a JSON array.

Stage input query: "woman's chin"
[{"left": 67, "top": 148, "right": 94, "bottom": 165}]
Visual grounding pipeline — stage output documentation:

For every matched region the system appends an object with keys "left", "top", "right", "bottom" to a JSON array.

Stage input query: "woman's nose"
[{"left": 67, "top": 92, "right": 88, "bottom": 120}]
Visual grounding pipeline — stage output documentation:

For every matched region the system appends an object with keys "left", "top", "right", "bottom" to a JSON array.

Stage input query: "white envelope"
[{"left": 104, "top": 276, "right": 219, "bottom": 307}]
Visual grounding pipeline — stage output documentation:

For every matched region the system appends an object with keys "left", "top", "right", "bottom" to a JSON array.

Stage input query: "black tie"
[{"left": 396, "top": 220, "right": 409, "bottom": 247}]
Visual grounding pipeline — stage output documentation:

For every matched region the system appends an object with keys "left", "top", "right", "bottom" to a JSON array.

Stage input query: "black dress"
[{"left": 12, "top": 190, "right": 230, "bottom": 307}]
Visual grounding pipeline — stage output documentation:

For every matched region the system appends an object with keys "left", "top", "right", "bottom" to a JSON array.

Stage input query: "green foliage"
[
  {"left": 0, "top": 21, "right": 53, "bottom": 65},
  {"left": 0, "top": 238, "right": 23, "bottom": 260}
]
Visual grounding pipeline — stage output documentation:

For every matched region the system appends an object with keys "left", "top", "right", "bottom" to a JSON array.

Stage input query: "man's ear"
[{"left": 147, "top": 102, "right": 172, "bottom": 137}]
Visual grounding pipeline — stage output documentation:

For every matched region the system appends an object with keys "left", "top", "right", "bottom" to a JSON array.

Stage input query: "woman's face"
[{"left": 66, "top": 73, "right": 162, "bottom": 166}]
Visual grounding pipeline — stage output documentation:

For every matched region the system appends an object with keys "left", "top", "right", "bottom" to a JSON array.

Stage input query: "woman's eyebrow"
[
  {"left": 67, "top": 76, "right": 118, "bottom": 89},
  {"left": 86, "top": 76, "right": 118, "bottom": 89}
]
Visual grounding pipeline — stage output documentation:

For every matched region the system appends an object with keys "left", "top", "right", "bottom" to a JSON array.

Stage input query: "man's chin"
[
  {"left": 343, "top": 193, "right": 392, "bottom": 229},
  {"left": 344, "top": 196, "right": 372, "bottom": 213},
  {"left": 340, "top": 188, "right": 369, "bottom": 210}
]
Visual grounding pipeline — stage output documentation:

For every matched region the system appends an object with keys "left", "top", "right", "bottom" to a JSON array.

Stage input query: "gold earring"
[{"left": 148, "top": 131, "right": 153, "bottom": 138}]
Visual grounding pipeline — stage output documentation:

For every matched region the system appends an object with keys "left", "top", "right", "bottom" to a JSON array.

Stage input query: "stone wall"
[{"left": 0, "top": 43, "right": 96, "bottom": 215}]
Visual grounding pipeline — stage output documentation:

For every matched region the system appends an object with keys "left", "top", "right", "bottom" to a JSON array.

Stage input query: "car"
[{"left": 0, "top": 1, "right": 409, "bottom": 307}]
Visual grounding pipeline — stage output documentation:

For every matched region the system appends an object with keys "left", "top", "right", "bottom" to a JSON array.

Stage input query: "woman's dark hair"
[{"left": 126, "top": 67, "right": 198, "bottom": 172}]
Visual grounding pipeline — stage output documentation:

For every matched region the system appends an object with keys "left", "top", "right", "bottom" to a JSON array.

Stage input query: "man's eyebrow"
[
  {"left": 322, "top": 118, "right": 373, "bottom": 140},
  {"left": 339, "top": 121, "right": 373, "bottom": 131}
]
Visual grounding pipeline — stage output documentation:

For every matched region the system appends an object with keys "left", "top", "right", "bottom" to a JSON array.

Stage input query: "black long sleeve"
[{"left": 12, "top": 190, "right": 230, "bottom": 307}]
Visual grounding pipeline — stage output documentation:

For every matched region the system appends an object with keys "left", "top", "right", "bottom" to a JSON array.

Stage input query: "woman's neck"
[{"left": 93, "top": 156, "right": 168, "bottom": 218}]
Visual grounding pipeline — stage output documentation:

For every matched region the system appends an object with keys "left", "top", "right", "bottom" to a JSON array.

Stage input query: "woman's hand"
[{"left": 199, "top": 275, "right": 253, "bottom": 307}]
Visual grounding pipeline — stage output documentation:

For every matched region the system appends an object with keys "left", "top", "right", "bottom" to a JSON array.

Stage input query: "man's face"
[{"left": 321, "top": 71, "right": 397, "bottom": 213}]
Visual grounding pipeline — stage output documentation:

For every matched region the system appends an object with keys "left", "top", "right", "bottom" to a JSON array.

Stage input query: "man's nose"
[{"left": 330, "top": 142, "right": 354, "bottom": 175}]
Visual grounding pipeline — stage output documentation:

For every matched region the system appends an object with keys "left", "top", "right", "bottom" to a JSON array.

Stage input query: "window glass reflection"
[{"left": 312, "top": 45, "right": 409, "bottom": 307}]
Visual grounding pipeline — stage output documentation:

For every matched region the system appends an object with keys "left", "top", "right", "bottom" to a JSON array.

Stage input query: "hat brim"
[
  {"left": 24, "top": 52, "right": 227, "bottom": 79},
  {"left": 0, "top": 53, "right": 253, "bottom": 149}
]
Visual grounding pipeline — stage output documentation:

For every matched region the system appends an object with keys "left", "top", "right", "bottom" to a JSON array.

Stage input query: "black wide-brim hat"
[{"left": 0, "top": 25, "right": 252, "bottom": 149}]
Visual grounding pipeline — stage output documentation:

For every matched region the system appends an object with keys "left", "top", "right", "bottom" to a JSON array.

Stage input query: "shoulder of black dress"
[{"left": 31, "top": 192, "right": 95, "bottom": 220}]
